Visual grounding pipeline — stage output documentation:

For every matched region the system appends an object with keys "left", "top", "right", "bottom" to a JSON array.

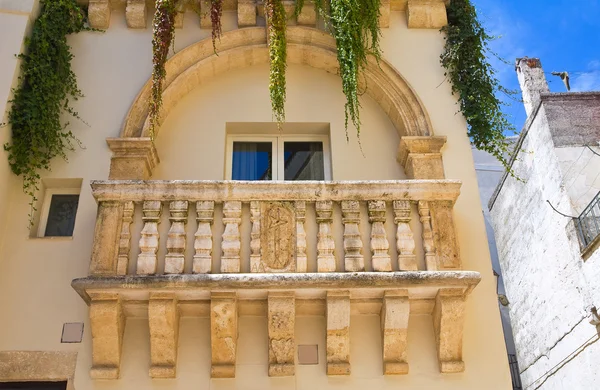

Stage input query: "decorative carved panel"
[{"left": 259, "top": 202, "right": 296, "bottom": 273}]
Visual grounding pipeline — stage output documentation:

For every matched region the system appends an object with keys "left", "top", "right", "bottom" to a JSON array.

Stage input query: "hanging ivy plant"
[
  {"left": 210, "top": 0, "right": 224, "bottom": 52},
  {"left": 265, "top": 0, "right": 288, "bottom": 125},
  {"left": 441, "top": 0, "right": 516, "bottom": 168},
  {"left": 149, "top": 0, "right": 178, "bottom": 140},
  {"left": 3, "top": 0, "right": 88, "bottom": 226}
]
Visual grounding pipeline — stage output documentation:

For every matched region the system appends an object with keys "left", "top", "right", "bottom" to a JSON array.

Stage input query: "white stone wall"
[
  {"left": 556, "top": 145, "right": 600, "bottom": 213},
  {"left": 490, "top": 105, "right": 600, "bottom": 389}
]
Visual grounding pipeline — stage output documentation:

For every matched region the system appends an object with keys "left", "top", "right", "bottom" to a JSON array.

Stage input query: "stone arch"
[{"left": 120, "top": 26, "right": 433, "bottom": 139}]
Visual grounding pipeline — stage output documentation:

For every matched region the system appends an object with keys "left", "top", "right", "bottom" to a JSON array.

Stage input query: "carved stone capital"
[
  {"left": 433, "top": 288, "right": 466, "bottom": 373},
  {"left": 126, "top": 0, "right": 147, "bottom": 29},
  {"left": 268, "top": 292, "right": 296, "bottom": 376},
  {"left": 381, "top": 290, "right": 409, "bottom": 374},
  {"left": 398, "top": 136, "right": 447, "bottom": 179},
  {"left": 406, "top": 0, "right": 448, "bottom": 29},
  {"left": 149, "top": 293, "right": 180, "bottom": 378},
  {"left": 88, "top": 0, "right": 110, "bottom": 29},
  {"left": 107, "top": 138, "right": 159, "bottom": 180},
  {"left": 89, "top": 292, "right": 125, "bottom": 379},
  {"left": 326, "top": 291, "right": 350, "bottom": 375},
  {"left": 211, "top": 292, "right": 238, "bottom": 378}
]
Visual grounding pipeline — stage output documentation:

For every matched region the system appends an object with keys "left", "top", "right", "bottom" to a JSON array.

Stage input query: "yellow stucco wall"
[{"left": 0, "top": 7, "right": 511, "bottom": 389}]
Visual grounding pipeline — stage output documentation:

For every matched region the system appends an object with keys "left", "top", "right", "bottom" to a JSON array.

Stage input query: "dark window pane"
[
  {"left": 44, "top": 194, "right": 79, "bottom": 237},
  {"left": 232, "top": 142, "right": 272, "bottom": 180},
  {"left": 0, "top": 382, "right": 67, "bottom": 389},
  {"left": 284, "top": 142, "right": 325, "bottom": 180}
]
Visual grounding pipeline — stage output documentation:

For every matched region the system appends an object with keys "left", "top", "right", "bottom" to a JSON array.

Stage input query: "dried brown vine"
[{"left": 210, "top": 0, "right": 223, "bottom": 52}]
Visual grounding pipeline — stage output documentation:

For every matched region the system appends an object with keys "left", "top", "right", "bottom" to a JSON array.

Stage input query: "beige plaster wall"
[{"left": 0, "top": 8, "right": 511, "bottom": 389}]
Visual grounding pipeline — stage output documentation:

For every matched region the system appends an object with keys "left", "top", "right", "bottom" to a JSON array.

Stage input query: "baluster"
[
  {"left": 250, "top": 201, "right": 262, "bottom": 272},
  {"left": 342, "top": 201, "right": 364, "bottom": 272},
  {"left": 316, "top": 200, "right": 336, "bottom": 272},
  {"left": 193, "top": 201, "right": 214, "bottom": 274},
  {"left": 295, "top": 201, "right": 307, "bottom": 273},
  {"left": 165, "top": 200, "right": 188, "bottom": 274},
  {"left": 137, "top": 200, "right": 162, "bottom": 275},
  {"left": 418, "top": 201, "right": 438, "bottom": 271},
  {"left": 368, "top": 200, "right": 391, "bottom": 272},
  {"left": 221, "top": 201, "right": 242, "bottom": 273},
  {"left": 116, "top": 201, "right": 134, "bottom": 275},
  {"left": 393, "top": 200, "right": 417, "bottom": 271}
]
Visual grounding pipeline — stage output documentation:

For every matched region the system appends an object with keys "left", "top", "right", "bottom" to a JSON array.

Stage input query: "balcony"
[{"left": 72, "top": 180, "right": 480, "bottom": 379}]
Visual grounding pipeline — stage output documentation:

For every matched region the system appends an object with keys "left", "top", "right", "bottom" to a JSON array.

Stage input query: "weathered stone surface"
[
  {"left": 430, "top": 201, "right": 461, "bottom": 270},
  {"left": 317, "top": 201, "right": 336, "bottom": 272},
  {"left": 116, "top": 201, "right": 134, "bottom": 275},
  {"left": 295, "top": 201, "right": 308, "bottom": 272},
  {"left": 260, "top": 202, "right": 296, "bottom": 272},
  {"left": 211, "top": 292, "right": 238, "bottom": 378},
  {"left": 107, "top": 138, "right": 159, "bottom": 180},
  {"left": 221, "top": 201, "right": 242, "bottom": 273},
  {"left": 165, "top": 200, "right": 188, "bottom": 274},
  {"left": 406, "top": 0, "right": 447, "bottom": 29},
  {"left": 369, "top": 200, "right": 391, "bottom": 272},
  {"left": 398, "top": 136, "right": 447, "bottom": 179},
  {"left": 126, "top": 0, "right": 147, "bottom": 29},
  {"left": 418, "top": 201, "right": 438, "bottom": 271},
  {"left": 193, "top": 201, "right": 214, "bottom": 274},
  {"left": 515, "top": 57, "right": 549, "bottom": 117},
  {"left": 0, "top": 351, "right": 77, "bottom": 382},
  {"left": 433, "top": 288, "right": 465, "bottom": 373},
  {"left": 88, "top": 0, "right": 110, "bottom": 29},
  {"left": 137, "top": 201, "right": 162, "bottom": 275},
  {"left": 238, "top": 0, "right": 257, "bottom": 27},
  {"left": 90, "top": 202, "right": 124, "bottom": 276},
  {"left": 149, "top": 293, "right": 180, "bottom": 378},
  {"left": 89, "top": 292, "right": 125, "bottom": 379},
  {"left": 379, "top": 0, "right": 391, "bottom": 27},
  {"left": 342, "top": 200, "right": 364, "bottom": 272},
  {"left": 381, "top": 290, "right": 410, "bottom": 374},
  {"left": 393, "top": 200, "right": 417, "bottom": 270},
  {"left": 326, "top": 291, "right": 350, "bottom": 375},
  {"left": 296, "top": 0, "right": 316, "bottom": 25},
  {"left": 268, "top": 292, "right": 295, "bottom": 376}
]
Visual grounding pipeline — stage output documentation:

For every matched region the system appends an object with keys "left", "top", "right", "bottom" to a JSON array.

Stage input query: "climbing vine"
[
  {"left": 149, "top": 0, "right": 178, "bottom": 140},
  {"left": 265, "top": 0, "right": 288, "bottom": 125},
  {"left": 441, "top": 0, "right": 516, "bottom": 168},
  {"left": 3, "top": 0, "right": 88, "bottom": 225},
  {"left": 210, "top": 0, "right": 223, "bottom": 52}
]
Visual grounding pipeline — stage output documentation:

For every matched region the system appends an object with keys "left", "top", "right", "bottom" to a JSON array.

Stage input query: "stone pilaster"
[
  {"left": 295, "top": 201, "right": 308, "bottom": 272},
  {"left": 149, "top": 293, "right": 180, "bottom": 378},
  {"left": 381, "top": 290, "right": 409, "bottom": 375},
  {"left": 368, "top": 200, "right": 391, "bottom": 272},
  {"left": 126, "top": 0, "right": 147, "bottom": 29},
  {"left": 267, "top": 292, "right": 296, "bottom": 377},
  {"left": 90, "top": 202, "right": 124, "bottom": 276},
  {"left": 89, "top": 292, "right": 125, "bottom": 379},
  {"left": 430, "top": 200, "right": 461, "bottom": 270},
  {"left": 88, "top": 0, "right": 110, "bottom": 29},
  {"left": 406, "top": 0, "right": 447, "bottom": 29},
  {"left": 106, "top": 138, "right": 159, "bottom": 180},
  {"left": 326, "top": 291, "right": 350, "bottom": 375},
  {"left": 165, "top": 201, "right": 189, "bottom": 274},
  {"left": 398, "top": 136, "right": 447, "bottom": 179},
  {"left": 250, "top": 201, "right": 262, "bottom": 272},
  {"left": 211, "top": 292, "right": 238, "bottom": 378},
  {"left": 433, "top": 288, "right": 466, "bottom": 373}
]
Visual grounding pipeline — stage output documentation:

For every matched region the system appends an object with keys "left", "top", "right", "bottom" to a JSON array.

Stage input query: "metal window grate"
[
  {"left": 575, "top": 190, "right": 600, "bottom": 249},
  {"left": 508, "top": 354, "right": 523, "bottom": 390}
]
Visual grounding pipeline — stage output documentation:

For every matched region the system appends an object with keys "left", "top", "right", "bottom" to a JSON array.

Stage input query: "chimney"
[{"left": 515, "top": 57, "right": 550, "bottom": 118}]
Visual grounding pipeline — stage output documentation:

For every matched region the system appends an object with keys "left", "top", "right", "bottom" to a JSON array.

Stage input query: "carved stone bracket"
[
  {"left": 211, "top": 292, "right": 238, "bottom": 378},
  {"left": 368, "top": 200, "right": 391, "bottom": 272},
  {"left": 393, "top": 200, "right": 417, "bottom": 271},
  {"left": 267, "top": 292, "right": 295, "bottom": 376},
  {"left": 116, "top": 201, "right": 134, "bottom": 275},
  {"left": 221, "top": 201, "right": 242, "bottom": 273},
  {"left": 106, "top": 138, "right": 159, "bottom": 180},
  {"left": 326, "top": 290, "right": 351, "bottom": 375},
  {"left": 137, "top": 201, "right": 162, "bottom": 275},
  {"left": 88, "top": 0, "right": 110, "bottom": 29},
  {"left": 193, "top": 201, "right": 214, "bottom": 274},
  {"left": 165, "top": 201, "right": 189, "bottom": 274},
  {"left": 126, "top": 0, "right": 147, "bottom": 29},
  {"left": 342, "top": 200, "right": 364, "bottom": 272},
  {"left": 149, "top": 293, "right": 180, "bottom": 378},
  {"left": 406, "top": 0, "right": 448, "bottom": 29},
  {"left": 316, "top": 201, "right": 336, "bottom": 272},
  {"left": 433, "top": 288, "right": 466, "bottom": 373},
  {"left": 397, "top": 136, "right": 447, "bottom": 179},
  {"left": 89, "top": 292, "right": 125, "bottom": 379},
  {"left": 381, "top": 290, "right": 410, "bottom": 375}
]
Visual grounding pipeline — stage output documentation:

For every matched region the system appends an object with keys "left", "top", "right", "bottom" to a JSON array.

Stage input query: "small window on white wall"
[
  {"left": 226, "top": 135, "right": 331, "bottom": 181},
  {"left": 33, "top": 178, "right": 83, "bottom": 238}
]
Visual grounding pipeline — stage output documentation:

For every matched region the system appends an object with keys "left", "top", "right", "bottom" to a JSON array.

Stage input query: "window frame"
[
  {"left": 225, "top": 134, "right": 332, "bottom": 181},
  {"left": 37, "top": 187, "right": 81, "bottom": 238}
]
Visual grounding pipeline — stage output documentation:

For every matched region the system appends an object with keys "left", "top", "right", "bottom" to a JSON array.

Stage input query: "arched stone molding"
[{"left": 109, "top": 26, "right": 446, "bottom": 180}]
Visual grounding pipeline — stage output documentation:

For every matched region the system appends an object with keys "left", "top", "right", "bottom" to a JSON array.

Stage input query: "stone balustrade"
[{"left": 73, "top": 180, "right": 479, "bottom": 379}]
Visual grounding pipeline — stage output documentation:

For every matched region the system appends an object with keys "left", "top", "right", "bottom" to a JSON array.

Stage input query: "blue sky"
[{"left": 473, "top": 0, "right": 600, "bottom": 131}]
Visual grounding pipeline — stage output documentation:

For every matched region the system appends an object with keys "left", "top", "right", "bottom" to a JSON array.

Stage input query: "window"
[
  {"left": 0, "top": 383, "right": 67, "bottom": 390},
  {"left": 226, "top": 135, "right": 331, "bottom": 180},
  {"left": 37, "top": 187, "right": 80, "bottom": 238}
]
